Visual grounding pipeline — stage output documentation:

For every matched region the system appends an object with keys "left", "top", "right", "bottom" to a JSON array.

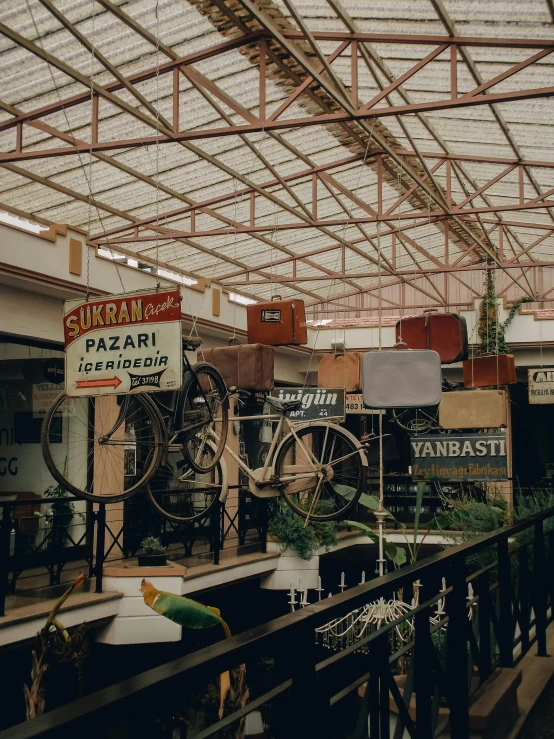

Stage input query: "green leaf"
[
  {"left": 331, "top": 483, "right": 359, "bottom": 500},
  {"left": 356, "top": 493, "right": 381, "bottom": 510},
  {"left": 332, "top": 485, "right": 398, "bottom": 515},
  {"left": 413, "top": 481, "right": 426, "bottom": 550},
  {"left": 341, "top": 520, "right": 378, "bottom": 539},
  {"left": 384, "top": 541, "right": 407, "bottom": 566},
  {"left": 341, "top": 521, "right": 407, "bottom": 567}
]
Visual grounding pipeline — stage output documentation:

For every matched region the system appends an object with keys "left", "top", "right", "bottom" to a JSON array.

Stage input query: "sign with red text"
[{"left": 64, "top": 289, "right": 182, "bottom": 397}]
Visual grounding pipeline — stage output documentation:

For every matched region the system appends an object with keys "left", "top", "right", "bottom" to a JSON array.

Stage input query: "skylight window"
[
  {"left": 0, "top": 211, "right": 49, "bottom": 234},
  {"left": 156, "top": 268, "right": 197, "bottom": 286},
  {"left": 229, "top": 292, "right": 257, "bottom": 306},
  {"left": 97, "top": 248, "right": 197, "bottom": 285}
]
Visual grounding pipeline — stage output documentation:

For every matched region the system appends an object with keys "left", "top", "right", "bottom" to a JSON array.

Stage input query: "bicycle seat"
[
  {"left": 265, "top": 396, "right": 303, "bottom": 413},
  {"left": 183, "top": 337, "right": 202, "bottom": 351}
]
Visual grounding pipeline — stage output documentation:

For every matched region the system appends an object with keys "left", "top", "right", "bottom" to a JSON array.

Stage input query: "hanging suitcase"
[
  {"left": 200, "top": 343, "right": 274, "bottom": 391},
  {"left": 318, "top": 352, "right": 363, "bottom": 392},
  {"left": 462, "top": 354, "right": 516, "bottom": 388},
  {"left": 247, "top": 299, "right": 307, "bottom": 346},
  {"left": 439, "top": 389, "right": 507, "bottom": 429},
  {"left": 395, "top": 311, "right": 468, "bottom": 364},
  {"left": 362, "top": 349, "right": 442, "bottom": 409}
]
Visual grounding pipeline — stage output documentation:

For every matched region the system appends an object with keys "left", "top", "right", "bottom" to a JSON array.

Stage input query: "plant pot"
[{"left": 137, "top": 553, "right": 167, "bottom": 567}]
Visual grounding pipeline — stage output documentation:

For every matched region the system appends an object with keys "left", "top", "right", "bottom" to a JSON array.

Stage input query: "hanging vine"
[{"left": 477, "top": 268, "right": 531, "bottom": 355}]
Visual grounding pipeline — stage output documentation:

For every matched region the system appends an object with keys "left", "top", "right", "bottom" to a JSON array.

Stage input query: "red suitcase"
[
  {"left": 201, "top": 343, "right": 274, "bottom": 391},
  {"left": 395, "top": 311, "right": 468, "bottom": 364},
  {"left": 318, "top": 352, "right": 363, "bottom": 392},
  {"left": 462, "top": 354, "right": 516, "bottom": 388},
  {"left": 247, "top": 299, "right": 307, "bottom": 346}
]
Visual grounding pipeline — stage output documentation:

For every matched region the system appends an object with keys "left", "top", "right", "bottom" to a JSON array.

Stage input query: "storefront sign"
[
  {"left": 42, "top": 358, "right": 64, "bottom": 385},
  {"left": 32, "top": 382, "right": 63, "bottom": 414},
  {"left": 528, "top": 368, "right": 554, "bottom": 404},
  {"left": 410, "top": 432, "right": 508, "bottom": 481},
  {"left": 345, "top": 394, "right": 385, "bottom": 415},
  {"left": 267, "top": 387, "right": 345, "bottom": 420},
  {"left": 64, "top": 289, "right": 182, "bottom": 397}
]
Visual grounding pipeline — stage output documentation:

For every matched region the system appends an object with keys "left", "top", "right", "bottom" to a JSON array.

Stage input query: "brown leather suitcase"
[
  {"left": 318, "top": 352, "right": 363, "bottom": 392},
  {"left": 439, "top": 390, "right": 507, "bottom": 429},
  {"left": 396, "top": 311, "right": 468, "bottom": 364},
  {"left": 201, "top": 343, "right": 274, "bottom": 391},
  {"left": 247, "top": 299, "right": 307, "bottom": 345},
  {"left": 462, "top": 354, "right": 516, "bottom": 388}
]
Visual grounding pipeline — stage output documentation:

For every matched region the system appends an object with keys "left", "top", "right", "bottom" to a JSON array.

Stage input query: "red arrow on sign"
[{"left": 75, "top": 376, "right": 123, "bottom": 390}]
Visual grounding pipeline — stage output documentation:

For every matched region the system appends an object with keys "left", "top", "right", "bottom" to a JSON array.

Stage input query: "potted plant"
[
  {"left": 138, "top": 536, "right": 167, "bottom": 567},
  {"left": 267, "top": 500, "right": 337, "bottom": 561},
  {"left": 463, "top": 269, "right": 530, "bottom": 388},
  {"left": 44, "top": 483, "right": 82, "bottom": 551}
]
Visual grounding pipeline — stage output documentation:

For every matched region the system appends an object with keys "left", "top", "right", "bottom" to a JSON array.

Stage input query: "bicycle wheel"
[
  {"left": 41, "top": 392, "right": 164, "bottom": 503},
  {"left": 180, "top": 362, "right": 228, "bottom": 473},
  {"left": 274, "top": 424, "right": 364, "bottom": 522},
  {"left": 391, "top": 407, "right": 439, "bottom": 434},
  {"left": 146, "top": 439, "right": 226, "bottom": 523}
]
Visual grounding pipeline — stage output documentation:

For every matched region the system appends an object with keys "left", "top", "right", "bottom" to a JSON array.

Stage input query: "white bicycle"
[{"left": 146, "top": 393, "right": 368, "bottom": 525}]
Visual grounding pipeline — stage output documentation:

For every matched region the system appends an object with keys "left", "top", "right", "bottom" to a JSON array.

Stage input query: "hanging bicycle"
[
  {"left": 40, "top": 337, "right": 229, "bottom": 504},
  {"left": 147, "top": 391, "right": 368, "bottom": 524},
  {"left": 391, "top": 378, "right": 463, "bottom": 434}
]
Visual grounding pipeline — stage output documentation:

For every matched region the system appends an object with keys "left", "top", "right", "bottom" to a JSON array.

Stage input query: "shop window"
[{"left": 0, "top": 339, "right": 65, "bottom": 497}]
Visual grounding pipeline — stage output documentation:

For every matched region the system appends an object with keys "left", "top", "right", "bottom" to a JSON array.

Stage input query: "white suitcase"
[{"left": 362, "top": 350, "right": 442, "bottom": 409}]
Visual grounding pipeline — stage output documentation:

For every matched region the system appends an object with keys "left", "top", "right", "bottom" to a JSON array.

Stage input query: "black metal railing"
[
  {"left": 0, "top": 491, "right": 268, "bottom": 616},
  {"left": 3, "top": 506, "right": 554, "bottom": 739}
]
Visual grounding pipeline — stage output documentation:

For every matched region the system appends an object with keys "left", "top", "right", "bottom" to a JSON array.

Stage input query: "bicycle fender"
[{"left": 274, "top": 421, "right": 368, "bottom": 467}]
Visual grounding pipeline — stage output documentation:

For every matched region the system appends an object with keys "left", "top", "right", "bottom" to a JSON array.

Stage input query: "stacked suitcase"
[
  {"left": 318, "top": 352, "right": 363, "bottom": 393},
  {"left": 247, "top": 299, "right": 307, "bottom": 346},
  {"left": 200, "top": 343, "right": 274, "bottom": 391},
  {"left": 395, "top": 311, "right": 468, "bottom": 364}
]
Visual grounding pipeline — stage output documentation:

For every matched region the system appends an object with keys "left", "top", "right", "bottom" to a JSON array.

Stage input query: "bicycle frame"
[
  {"left": 105, "top": 350, "right": 221, "bottom": 452},
  {"left": 212, "top": 411, "right": 367, "bottom": 502}
]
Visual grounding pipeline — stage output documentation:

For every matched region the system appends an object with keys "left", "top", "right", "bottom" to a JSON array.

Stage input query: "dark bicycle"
[{"left": 40, "top": 337, "right": 229, "bottom": 503}]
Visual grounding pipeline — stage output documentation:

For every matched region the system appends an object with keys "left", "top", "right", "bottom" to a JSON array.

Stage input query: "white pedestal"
[
  {"left": 96, "top": 562, "right": 187, "bottom": 645},
  {"left": 260, "top": 541, "right": 319, "bottom": 590}
]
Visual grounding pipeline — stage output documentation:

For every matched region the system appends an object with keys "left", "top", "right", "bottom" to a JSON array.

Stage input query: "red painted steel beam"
[
  {"left": 93, "top": 199, "right": 554, "bottom": 241},
  {"left": 221, "top": 261, "right": 554, "bottom": 285},
  {"left": 3, "top": 85, "right": 554, "bottom": 161},
  {"left": 0, "top": 31, "right": 262, "bottom": 133},
  {"left": 278, "top": 30, "right": 554, "bottom": 48}
]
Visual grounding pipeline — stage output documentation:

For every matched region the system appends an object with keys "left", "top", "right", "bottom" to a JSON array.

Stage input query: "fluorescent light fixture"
[
  {"left": 156, "top": 267, "right": 197, "bottom": 286},
  {"left": 0, "top": 211, "right": 49, "bottom": 234},
  {"left": 97, "top": 248, "right": 197, "bottom": 285},
  {"left": 229, "top": 292, "right": 257, "bottom": 306},
  {"left": 97, "top": 247, "right": 126, "bottom": 261}
]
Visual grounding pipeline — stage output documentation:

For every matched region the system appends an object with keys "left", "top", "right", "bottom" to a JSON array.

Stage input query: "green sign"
[
  {"left": 267, "top": 387, "right": 345, "bottom": 421},
  {"left": 410, "top": 432, "right": 508, "bottom": 481}
]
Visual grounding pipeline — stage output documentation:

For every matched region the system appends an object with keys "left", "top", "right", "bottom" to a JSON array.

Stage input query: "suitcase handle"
[
  {"left": 394, "top": 341, "right": 409, "bottom": 350},
  {"left": 271, "top": 294, "right": 282, "bottom": 301},
  {"left": 228, "top": 336, "right": 241, "bottom": 346}
]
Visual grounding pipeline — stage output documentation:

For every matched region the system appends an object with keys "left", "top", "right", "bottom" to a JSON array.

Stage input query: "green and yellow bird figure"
[{"left": 140, "top": 579, "right": 233, "bottom": 717}]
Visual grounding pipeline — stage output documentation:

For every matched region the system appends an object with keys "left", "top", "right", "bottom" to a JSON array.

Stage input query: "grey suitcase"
[{"left": 362, "top": 350, "right": 442, "bottom": 409}]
